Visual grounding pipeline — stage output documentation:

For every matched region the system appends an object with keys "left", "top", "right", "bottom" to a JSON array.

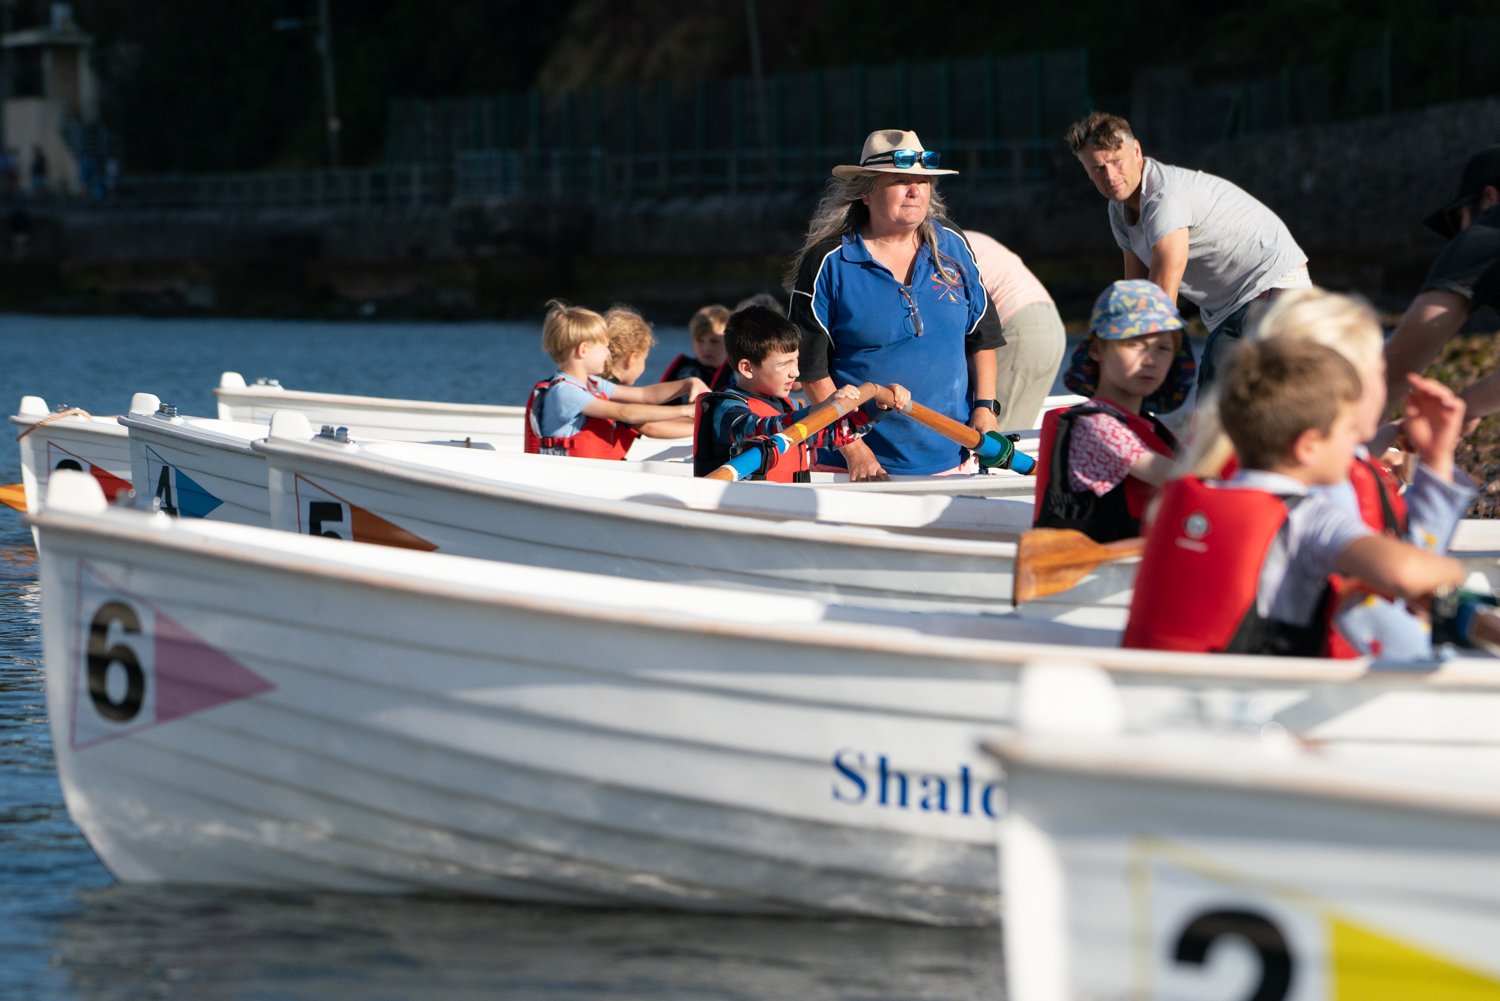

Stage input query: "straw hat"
[{"left": 832, "top": 129, "right": 958, "bottom": 179}]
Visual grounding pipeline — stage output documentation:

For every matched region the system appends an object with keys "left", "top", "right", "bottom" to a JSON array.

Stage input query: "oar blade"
[
  {"left": 0, "top": 482, "right": 25, "bottom": 513},
  {"left": 1012, "top": 528, "right": 1144, "bottom": 606}
]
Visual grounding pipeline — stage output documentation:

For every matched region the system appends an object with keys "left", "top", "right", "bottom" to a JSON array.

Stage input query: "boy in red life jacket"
[
  {"left": 1171, "top": 288, "right": 1478, "bottom": 657},
  {"left": 1033, "top": 279, "right": 1196, "bottom": 542},
  {"left": 525, "top": 300, "right": 708, "bottom": 460},
  {"left": 659, "top": 303, "right": 733, "bottom": 404},
  {"left": 693, "top": 305, "right": 910, "bottom": 481},
  {"left": 1124, "top": 338, "right": 1467, "bottom": 657}
]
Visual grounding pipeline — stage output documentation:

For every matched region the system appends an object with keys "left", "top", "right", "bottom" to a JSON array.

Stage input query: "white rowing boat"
[
  {"left": 121, "top": 400, "right": 1079, "bottom": 615},
  {"left": 127, "top": 397, "right": 1036, "bottom": 535},
  {"left": 988, "top": 667, "right": 1500, "bottom": 999},
  {"left": 253, "top": 413, "right": 1063, "bottom": 615},
  {"left": 11, "top": 396, "right": 132, "bottom": 515},
  {"left": 32, "top": 472, "right": 1500, "bottom": 925},
  {"left": 213, "top": 371, "right": 1051, "bottom": 495}
]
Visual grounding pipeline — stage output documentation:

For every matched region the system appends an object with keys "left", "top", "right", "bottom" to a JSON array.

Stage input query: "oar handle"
[
  {"left": 1433, "top": 586, "right": 1500, "bottom": 654},
  {"left": 704, "top": 383, "right": 880, "bottom": 482},
  {"left": 902, "top": 401, "right": 1036, "bottom": 474}
]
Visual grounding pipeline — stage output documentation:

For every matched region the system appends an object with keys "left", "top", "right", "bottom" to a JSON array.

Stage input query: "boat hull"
[
  {"left": 32, "top": 477, "right": 1500, "bottom": 924},
  {"left": 993, "top": 724, "right": 1500, "bottom": 998}
]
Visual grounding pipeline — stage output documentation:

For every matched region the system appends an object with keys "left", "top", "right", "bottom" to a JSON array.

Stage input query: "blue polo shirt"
[{"left": 790, "top": 222, "right": 1002, "bottom": 475}]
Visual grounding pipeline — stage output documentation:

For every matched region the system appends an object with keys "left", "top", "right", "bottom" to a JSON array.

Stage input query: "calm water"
[{"left": 0, "top": 314, "right": 1004, "bottom": 1001}]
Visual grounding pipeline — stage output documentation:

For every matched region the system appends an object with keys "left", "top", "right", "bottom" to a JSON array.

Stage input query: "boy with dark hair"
[
  {"left": 692, "top": 305, "right": 909, "bottom": 481},
  {"left": 1124, "top": 337, "right": 1469, "bottom": 657}
]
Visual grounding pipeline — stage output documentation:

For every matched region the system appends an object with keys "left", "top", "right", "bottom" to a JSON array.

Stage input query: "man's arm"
[
  {"left": 1145, "top": 227, "right": 1189, "bottom": 304},
  {"left": 1384, "top": 289, "right": 1472, "bottom": 409},
  {"left": 1123, "top": 249, "right": 1149, "bottom": 281},
  {"left": 1460, "top": 369, "right": 1500, "bottom": 430}
]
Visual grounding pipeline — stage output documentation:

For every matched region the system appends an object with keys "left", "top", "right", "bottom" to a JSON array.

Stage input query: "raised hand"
[{"left": 1401, "top": 372, "right": 1465, "bottom": 482}]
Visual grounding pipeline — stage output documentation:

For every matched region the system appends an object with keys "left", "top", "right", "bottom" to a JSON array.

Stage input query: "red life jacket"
[
  {"left": 524, "top": 375, "right": 639, "bottom": 460},
  {"left": 1123, "top": 477, "right": 1348, "bottom": 658},
  {"left": 1033, "top": 403, "right": 1178, "bottom": 542},
  {"left": 1348, "top": 453, "right": 1408, "bottom": 536},
  {"left": 692, "top": 390, "right": 811, "bottom": 482},
  {"left": 660, "top": 355, "right": 732, "bottom": 395}
]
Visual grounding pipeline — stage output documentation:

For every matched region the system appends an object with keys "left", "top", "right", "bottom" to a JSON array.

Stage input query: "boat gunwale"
[{"left": 30, "top": 502, "right": 1497, "bottom": 687}]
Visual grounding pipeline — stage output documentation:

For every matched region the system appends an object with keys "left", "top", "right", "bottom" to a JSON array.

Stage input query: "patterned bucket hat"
[{"left": 1063, "top": 279, "right": 1196, "bottom": 413}]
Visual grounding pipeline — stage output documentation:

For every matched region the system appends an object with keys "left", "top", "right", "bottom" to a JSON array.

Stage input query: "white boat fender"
[
  {"left": 1014, "top": 662, "right": 1122, "bottom": 738},
  {"left": 39, "top": 468, "right": 108, "bottom": 515},
  {"left": 17, "top": 395, "right": 49, "bottom": 417},
  {"left": 127, "top": 393, "right": 162, "bottom": 416},
  {"left": 268, "top": 411, "right": 314, "bottom": 441}
]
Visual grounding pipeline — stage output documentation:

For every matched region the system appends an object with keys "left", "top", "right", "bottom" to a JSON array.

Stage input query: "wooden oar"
[
  {"left": 902, "top": 402, "right": 1036, "bottom": 474},
  {"left": 1012, "top": 528, "right": 1143, "bottom": 606},
  {"left": 0, "top": 482, "right": 25, "bottom": 513},
  {"left": 704, "top": 383, "right": 887, "bottom": 482}
]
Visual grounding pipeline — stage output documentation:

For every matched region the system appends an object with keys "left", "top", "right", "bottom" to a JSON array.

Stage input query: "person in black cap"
[{"left": 1384, "top": 145, "right": 1500, "bottom": 422}]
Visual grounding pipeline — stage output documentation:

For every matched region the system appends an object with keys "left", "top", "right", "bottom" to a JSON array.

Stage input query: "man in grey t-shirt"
[{"left": 1065, "top": 111, "right": 1310, "bottom": 390}]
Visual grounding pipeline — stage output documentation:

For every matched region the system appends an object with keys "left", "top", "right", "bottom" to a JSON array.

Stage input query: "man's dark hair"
[
  {"left": 1064, "top": 111, "right": 1136, "bottom": 154},
  {"left": 725, "top": 304, "right": 800, "bottom": 366}
]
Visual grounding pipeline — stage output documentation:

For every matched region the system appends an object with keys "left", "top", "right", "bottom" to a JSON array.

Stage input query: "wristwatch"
[{"left": 971, "top": 399, "right": 1001, "bottom": 415}]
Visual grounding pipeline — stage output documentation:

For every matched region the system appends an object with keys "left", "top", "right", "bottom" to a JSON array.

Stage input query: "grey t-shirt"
[
  {"left": 1227, "top": 469, "right": 1371, "bottom": 625},
  {"left": 1108, "top": 158, "right": 1308, "bottom": 330}
]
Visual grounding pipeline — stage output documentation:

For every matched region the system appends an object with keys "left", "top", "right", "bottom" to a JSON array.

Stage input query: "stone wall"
[{"left": 18, "top": 93, "right": 1500, "bottom": 319}]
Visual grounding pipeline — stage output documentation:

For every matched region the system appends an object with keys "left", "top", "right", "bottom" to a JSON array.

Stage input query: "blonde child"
[
  {"left": 1032, "top": 279, "right": 1196, "bottom": 542},
  {"left": 525, "top": 300, "right": 707, "bottom": 460},
  {"left": 603, "top": 304, "right": 696, "bottom": 440},
  {"left": 602, "top": 305, "right": 656, "bottom": 385},
  {"left": 1125, "top": 338, "right": 1467, "bottom": 657},
  {"left": 1174, "top": 287, "right": 1475, "bottom": 658}
]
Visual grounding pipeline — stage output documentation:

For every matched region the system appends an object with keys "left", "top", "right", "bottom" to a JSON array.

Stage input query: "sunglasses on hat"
[{"left": 861, "top": 149, "right": 942, "bottom": 170}]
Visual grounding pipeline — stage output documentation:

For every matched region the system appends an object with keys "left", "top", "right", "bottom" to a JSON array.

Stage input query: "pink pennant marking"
[{"left": 152, "top": 610, "right": 274, "bottom": 723}]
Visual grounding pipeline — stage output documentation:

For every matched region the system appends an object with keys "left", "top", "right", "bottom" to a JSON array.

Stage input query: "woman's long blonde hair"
[
  {"left": 785, "top": 172, "right": 958, "bottom": 290},
  {"left": 1174, "top": 287, "right": 1384, "bottom": 478}
]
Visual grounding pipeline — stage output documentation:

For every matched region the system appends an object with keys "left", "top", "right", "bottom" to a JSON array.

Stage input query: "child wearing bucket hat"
[{"left": 1032, "top": 279, "right": 1196, "bottom": 542}]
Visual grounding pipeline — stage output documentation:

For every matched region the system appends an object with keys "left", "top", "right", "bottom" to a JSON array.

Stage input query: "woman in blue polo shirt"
[{"left": 787, "top": 128, "right": 1004, "bottom": 479}]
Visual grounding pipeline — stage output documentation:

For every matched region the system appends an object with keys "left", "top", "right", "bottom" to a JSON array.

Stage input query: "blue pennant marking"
[
  {"left": 173, "top": 467, "right": 223, "bottom": 519},
  {"left": 145, "top": 445, "right": 223, "bottom": 519}
]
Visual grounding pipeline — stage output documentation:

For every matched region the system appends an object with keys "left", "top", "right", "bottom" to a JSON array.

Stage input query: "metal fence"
[
  {"left": 392, "top": 49, "right": 1092, "bottom": 181},
  {"left": 450, "top": 139, "right": 1059, "bottom": 203},
  {"left": 113, "top": 162, "right": 453, "bottom": 211},
  {"left": 83, "top": 20, "right": 1500, "bottom": 214},
  {"left": 1138, "top": 17, "right": 1500, "bottom": 150}
]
